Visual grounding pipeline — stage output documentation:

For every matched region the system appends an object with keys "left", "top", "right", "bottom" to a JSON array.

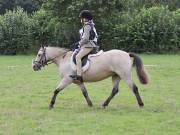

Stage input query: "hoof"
[
  {"left": 102, "top": 103, "right": 108, "bottom": 109},
  {"left": 48, "top": 104, "right": 54, "bottom": 110},
  {"left": 88, "top": 102, "right": 93, "bottom": 107},
  {"left": 102, "top": 105, "right": 107, "bottom": 109},
  {"left": 139, "top": 102, "right": 144, "bottom": 108}
]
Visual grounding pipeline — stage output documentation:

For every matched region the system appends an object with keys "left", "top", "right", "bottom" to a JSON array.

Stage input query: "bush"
[
  {"left": 0, "top": 1, "right": 179, "bottom": 54},
  {"left": 174, "top": 8, "right": 180, "bottom": 49},
  {"left": 35, "top": 1, "right": 179, "bottom": 53},
  {"left": 32, "top": 8, "right": 79, "bottom": 47},
  {"left": 0, "top": 7, "right": 36, "bottom": 55},
  {"left": 33, "top": 0, "right": 133, "bottom": 48},
  {"left": 112, "top": 6, "right": 180, "bottom": 53}
]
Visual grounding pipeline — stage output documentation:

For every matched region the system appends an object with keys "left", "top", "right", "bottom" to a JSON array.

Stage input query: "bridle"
[
  {"left": 33, "top": 47, "right": 69, "bottom": 70},
  {"left": 33, "top": 47, "right": 48, "bottom": 68}
]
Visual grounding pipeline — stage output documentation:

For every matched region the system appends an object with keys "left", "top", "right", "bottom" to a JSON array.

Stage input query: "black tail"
[{"left": 129, "top": 53, "right": 149, "bottom": 84}]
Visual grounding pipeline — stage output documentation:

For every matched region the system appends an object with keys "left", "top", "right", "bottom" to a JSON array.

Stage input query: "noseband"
[{"left": 33, "top": 47, "right": 48, "bottom": 68}]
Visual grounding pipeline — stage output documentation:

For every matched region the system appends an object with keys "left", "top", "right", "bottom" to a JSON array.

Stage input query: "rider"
[{"left": 70, "top": 10, "right": 98, "bottom": 82}]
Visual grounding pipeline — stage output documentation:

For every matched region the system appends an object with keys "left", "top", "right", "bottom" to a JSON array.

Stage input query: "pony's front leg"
[
  {"left": 78, "top": 83, "right": 93, "bottom": 107},
  {"left": 49, "top": 78, "right": 72, "bottom": 110}
]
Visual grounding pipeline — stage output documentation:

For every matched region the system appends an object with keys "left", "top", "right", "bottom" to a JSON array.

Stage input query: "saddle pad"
[
  {"left": 70, "top": 49, "right": 103, "bottom": 72},
  {"left": 72, "top": 50, "right": 89, "bottom": 67}
]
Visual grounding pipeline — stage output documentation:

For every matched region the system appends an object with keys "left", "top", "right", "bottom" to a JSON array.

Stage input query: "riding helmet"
[{"left": 79, "top": 10, "right": 93, "bottom": 20}]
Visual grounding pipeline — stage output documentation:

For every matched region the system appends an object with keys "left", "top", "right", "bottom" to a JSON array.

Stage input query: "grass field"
[{"left": 0, "top": 54, "right": 180, "bottom": 135}]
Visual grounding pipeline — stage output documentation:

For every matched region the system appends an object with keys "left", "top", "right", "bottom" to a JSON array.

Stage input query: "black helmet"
[{"left": 79, "top": 10, "right": 93, "bottom": 20}]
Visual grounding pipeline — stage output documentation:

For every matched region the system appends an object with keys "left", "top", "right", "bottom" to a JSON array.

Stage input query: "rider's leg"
[
  {"left": 70, "top": 46, "right": 93, "bottom": 81},
  {"left": 76, "top": 47, "right": 93, "bottom": 76}
]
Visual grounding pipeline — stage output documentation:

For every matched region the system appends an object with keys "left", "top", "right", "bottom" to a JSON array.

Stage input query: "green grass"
[{"left": 0, "top": 54, "right": 180, "bottom": 135}]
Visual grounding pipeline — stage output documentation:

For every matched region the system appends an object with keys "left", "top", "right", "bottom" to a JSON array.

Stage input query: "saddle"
[
  {"left": 72, "top": 47, "right": 99, "bottom": 66},
  {"left": 71, "top": 47, "right": 103, "bottom": 72}
]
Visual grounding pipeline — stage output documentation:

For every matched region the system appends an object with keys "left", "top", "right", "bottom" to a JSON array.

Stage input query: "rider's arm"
[{"left": 79, "top": 24, "right": 91, "bottom": 46}]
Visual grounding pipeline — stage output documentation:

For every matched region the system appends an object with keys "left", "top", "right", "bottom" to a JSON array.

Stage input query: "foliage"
[
  {"left": 35, "top": 0, "right": 133, "bottom": 47},
  {"left": 0, "top": 0, "right": 43, "bottom": 14},
  {"left": 113, "top": 6, "right": 180, "bottom": 53},
  {"left": 32, "top": 8, "right": 79, "bottom": 47},
  {"left": 33, "top": 1, "right": 180, "bottom": 53},
  {"left": 0, "top": 7, "right": 36, "bottom": 54},
  {"left": 129, "top": 0, "right": 180, "bottom": 11},
  {"left": 0, "top": 0, "right": 180, "bottom": 54}
]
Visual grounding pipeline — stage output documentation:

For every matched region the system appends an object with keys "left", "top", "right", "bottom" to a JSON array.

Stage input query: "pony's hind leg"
[
  {"left": 124, "top": 77, "right": 144, "bottom": 107},
  {"left": 102, "top": 75, "right": 121, "bottom": 108}
]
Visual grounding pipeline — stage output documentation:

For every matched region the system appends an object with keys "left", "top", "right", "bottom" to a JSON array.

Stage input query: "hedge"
[
  {"left": 112, "top": 6, "right": 180, "bottom": 53},
  {"left": 0, "top": 5, "right": 179, "bottom": 54},
  {"left": 0, "top": 7, "right": 36, "bottom": 55}
]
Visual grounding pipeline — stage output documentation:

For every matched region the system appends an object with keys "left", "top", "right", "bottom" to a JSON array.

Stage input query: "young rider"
[{"left": 70, "top": 10, "right": 98, "bottom": 82}]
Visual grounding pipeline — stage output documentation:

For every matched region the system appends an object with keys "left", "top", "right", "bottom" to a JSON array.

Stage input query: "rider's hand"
[
  {"left": 74, "top": 42, "right": 79, "bottom": 48},
  {"left": 71, "top": 42, "right": 80, "bottom": 51}
]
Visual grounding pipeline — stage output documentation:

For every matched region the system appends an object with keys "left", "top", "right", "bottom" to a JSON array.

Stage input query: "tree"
[{"left": 0, "top": 0, "right": 43, "bottom": 14}]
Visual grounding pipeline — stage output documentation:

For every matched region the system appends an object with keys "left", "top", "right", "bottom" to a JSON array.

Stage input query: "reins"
[{"left": 43, "top": 48, "right": 70, "bottom": 66}]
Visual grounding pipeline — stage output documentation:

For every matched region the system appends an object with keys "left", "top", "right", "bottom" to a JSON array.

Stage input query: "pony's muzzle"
[{"left": 32, "top": 59, "right": 41, "bottom": 71}]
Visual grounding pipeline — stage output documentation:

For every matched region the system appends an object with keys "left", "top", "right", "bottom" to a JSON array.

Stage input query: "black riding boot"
[{"left": 69, "top": 74, "right": 83, "bottom": 82}]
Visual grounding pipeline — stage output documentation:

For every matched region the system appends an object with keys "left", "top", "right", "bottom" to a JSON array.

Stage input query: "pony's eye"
[{"left": 38, "top": 54, "right": 41, "bottom": 57}]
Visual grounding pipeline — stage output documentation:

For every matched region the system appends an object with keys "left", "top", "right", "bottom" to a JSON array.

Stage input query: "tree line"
[{"left": 0, "top": 0, "right": 179, "bottom": 54}]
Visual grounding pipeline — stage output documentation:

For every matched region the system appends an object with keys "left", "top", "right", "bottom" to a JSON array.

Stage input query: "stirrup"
[{"left": 69, "top": 75, "right": 83, "bottom": 82}]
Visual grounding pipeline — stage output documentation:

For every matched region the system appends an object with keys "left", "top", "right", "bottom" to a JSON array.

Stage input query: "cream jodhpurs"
[{"left": 76, "top": 47, "right": 93, "bottom": 76}]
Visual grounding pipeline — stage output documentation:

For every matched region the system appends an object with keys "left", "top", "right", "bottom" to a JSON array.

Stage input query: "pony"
[{"left": 32, "top": 46, "right": 148, "bottom": 109}]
